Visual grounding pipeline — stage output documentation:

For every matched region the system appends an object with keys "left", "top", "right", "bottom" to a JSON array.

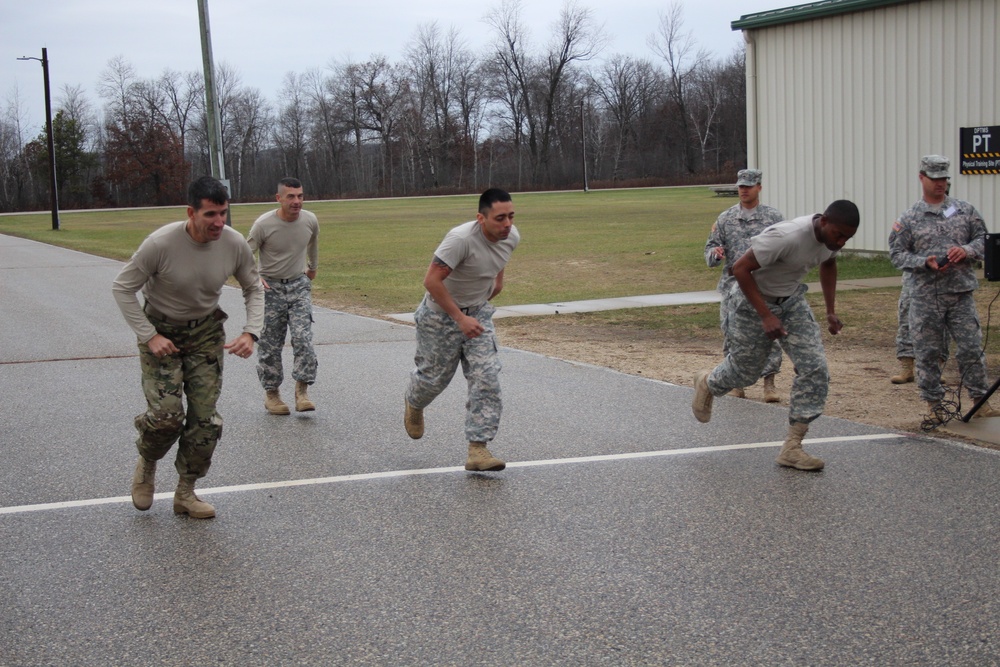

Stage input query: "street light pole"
[
  {"left": 580, "top": 99, "right": 589, "bottom": 193},
  {"left": 197, "top": 0, "right": 231, "bottom": 225},
  {"left": 17, "top": 48, "right": 60, "bottom": 231}
]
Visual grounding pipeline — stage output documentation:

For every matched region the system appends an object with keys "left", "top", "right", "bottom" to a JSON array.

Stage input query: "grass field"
[{"left": 0, "top": 187, "right": 899, "bottom": 315}]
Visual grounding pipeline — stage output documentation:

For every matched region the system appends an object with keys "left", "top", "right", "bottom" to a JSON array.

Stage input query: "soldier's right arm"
[
  {"left": 888, "top": 219, "right": 923, "bottom": 272},
  {"left": 704, "top": 218, "right": 726, "bottom": 267}
]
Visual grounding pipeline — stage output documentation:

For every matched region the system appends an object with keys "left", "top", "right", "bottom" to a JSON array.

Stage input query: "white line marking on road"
[{"left": 0, "top": 433, "right": 905, "bottom": 515}]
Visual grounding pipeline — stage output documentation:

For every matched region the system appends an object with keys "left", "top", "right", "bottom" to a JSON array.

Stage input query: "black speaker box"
[{"left": 985, "top": 233, "right": 1000, "bottom": 281}]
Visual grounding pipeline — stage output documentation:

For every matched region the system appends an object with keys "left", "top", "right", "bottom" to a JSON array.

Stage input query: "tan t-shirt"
[
  {"left": 112, "top": 221, "right": 264, "bottom": 343},
  {"left": 750, "top": 214, "right": 838, "bottom": 298},
  {"left": 426, "top": 220, "right": 520, "bottom": 310},
  {"left": 246, "top": 209, "right": 320, "bottom": 280}
]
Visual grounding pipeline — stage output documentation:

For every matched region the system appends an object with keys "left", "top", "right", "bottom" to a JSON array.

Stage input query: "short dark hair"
[
  {"left": 188, "top": 176, "right": 229, "bottom": 210},
  {"left": 278, "top": 177, "right": 302, "bottom": 190},
  {"left": 479, "top": 188, "right": 512, "bottom": 215},
  {"left": 823, "top": 199, "right": 860, "bottom": 228}
]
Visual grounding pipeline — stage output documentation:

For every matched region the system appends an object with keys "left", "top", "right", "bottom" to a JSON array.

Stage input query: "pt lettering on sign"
[{"left": 960, "top": 125, "right": 1000, "bottom": 175}]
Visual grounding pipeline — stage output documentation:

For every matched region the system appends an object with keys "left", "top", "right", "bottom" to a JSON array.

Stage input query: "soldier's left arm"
[
  {"left": 306, "top": 215, "right": 319, "bottom": 279},
  {"left": 819, "top": 257, "right": 843, "bottom": 335},
  {"left": 960, "top": 204, "right": 987, "bottom": 261}
]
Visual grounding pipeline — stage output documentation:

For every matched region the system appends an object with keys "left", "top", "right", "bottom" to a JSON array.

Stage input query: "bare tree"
[
  {"left": 647, "top": 2, "right": 708, "bottom": 174},
  {"left": 0, "top": 87, "right": 33, "bottom": 210},
  {"left": 487, "top": 0, "right": 605, "bottom": 184},
  {"left": 590, "top": 55, "right": 662, "bottom": 181},
  {"left": 273, "top": 72, "right": 310, "bottom": 181},
  {"left": 158, "top": 69, "right": 203, "bottom": 172},
  {"left": 687, "top": 61, "right": 725, "bottom": 172}
]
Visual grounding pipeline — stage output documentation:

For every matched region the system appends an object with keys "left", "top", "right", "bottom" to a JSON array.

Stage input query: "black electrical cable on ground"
[{"left": 919, "top": 282, "right": 1000, "bottom": 431}]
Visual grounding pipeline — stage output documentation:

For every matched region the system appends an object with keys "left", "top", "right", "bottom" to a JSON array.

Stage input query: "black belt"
[
  {"left": 763, "top": 295, "right": 792, "bottom": 305},
  {"left": 144, "top": 303, "right": 215, "bottom": 328},
  {"left": 267, "top": 275, "right": 305, "bottom": 284},
  {"left": 459, "top": 304, "right": 483, "bottom": 315}
]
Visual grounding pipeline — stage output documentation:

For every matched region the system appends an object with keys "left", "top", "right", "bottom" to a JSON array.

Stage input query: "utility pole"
[
  {"left": 581, "top": 99, "right": 589, "bottom": 193},
  {"left": 17, "top": 48, "right": 60, "bottom": 230},
  {"left": 197, "top": 0, "right": 231, "bottom": 224}
]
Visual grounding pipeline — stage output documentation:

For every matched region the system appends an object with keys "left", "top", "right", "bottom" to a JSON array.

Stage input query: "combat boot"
[
  {"left": 465, "top": 442, "right": 506, "bottom": 471},
  {"left": 729, "top": 387, "right": 746, "bottom": 398},
  {"left": 404, "top": 398, "right": 424, "bottom": 439},
  {"left": 131, "top": 457, "right": 156, "bottom": 511},
  {"left": 173, "top": 477, "right": 216, "bottom": 519},
  {"left": 775, "top": 422, "right": 824, "bottom": 471},
  {"left": 763, "top": 374, "right": 780, "bottom": 403},
  {"left": 692, "top": 371, "right": 713, "bottom": 423},
  {"left": 295, "top": 381, "right": 316, "bottom": 412},
  {"left": 925, "top": 400, "right": 945, "bottom": 425},
  {"left": 891, "top": 357, "right": 915, "bottom": 384},
  {"left": 264, "top": 389, "right": 290, "bottom": 415}
]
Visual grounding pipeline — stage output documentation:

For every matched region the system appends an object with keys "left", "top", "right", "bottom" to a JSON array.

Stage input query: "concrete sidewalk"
[
  {"left": 2, "top": 234, "right": 998, "bottom": 667},
  {"left": 387, "top": 276, "right": 905, "bottom": 322}
]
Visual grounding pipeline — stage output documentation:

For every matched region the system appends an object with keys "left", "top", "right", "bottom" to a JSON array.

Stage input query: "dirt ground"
[{"left": 492, "top": 312, "right": 1000, "bottom": 452}]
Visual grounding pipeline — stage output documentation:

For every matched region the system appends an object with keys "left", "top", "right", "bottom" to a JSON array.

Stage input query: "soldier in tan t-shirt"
[
  {"left": 692, "top": 200, "right": 860, "bottom": 472},
  {"left": 404, "top": 188, "right": 520, "bottom": 472},
  {"left": 247, "top": 177, "right": 320, "bottom": 415},
  {"left": 112, "top": 176, "right": 264, "bottom": 519}
]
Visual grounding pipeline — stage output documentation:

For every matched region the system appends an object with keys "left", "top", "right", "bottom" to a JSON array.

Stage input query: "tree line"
[{"left": 0, "top": 1, "right": 747, "bottom": 212}]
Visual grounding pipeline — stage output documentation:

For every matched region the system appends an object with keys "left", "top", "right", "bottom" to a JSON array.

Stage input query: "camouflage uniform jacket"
[
  {"left": 704, "top": 203, "right": 784, "bottom": 293},
  {"left": 888, "top": 196, "right": 986, "bottom": 294}
]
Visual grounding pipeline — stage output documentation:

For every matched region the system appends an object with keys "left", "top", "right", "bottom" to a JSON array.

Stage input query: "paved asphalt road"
[{"left": 1, "top": 234, "right": 998, "bottom": 666}]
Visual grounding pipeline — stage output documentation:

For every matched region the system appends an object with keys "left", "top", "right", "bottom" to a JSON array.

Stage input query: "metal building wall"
[{"left": 742, "top": 0, "right": 999, "bottom": 252}]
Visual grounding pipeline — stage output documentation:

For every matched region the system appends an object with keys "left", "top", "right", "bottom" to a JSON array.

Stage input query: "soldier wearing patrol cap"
[
  {"left": 704, "top": 168, "right": 785, "bottom": 402},
  {"left": 888, "top": 155, "right": 998, "bottom": 421}
]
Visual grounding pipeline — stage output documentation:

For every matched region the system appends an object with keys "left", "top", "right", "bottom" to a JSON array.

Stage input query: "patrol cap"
[
  {"left": 736, "top": 169, "right": 762, "bottom": 186},
  {"left": 920, "top": 155, "right": 950, "bottom": 179}
]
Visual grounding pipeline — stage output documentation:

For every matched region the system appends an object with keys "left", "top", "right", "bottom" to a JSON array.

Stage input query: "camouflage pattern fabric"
[
  {"left": 888, "top": 196, "right": 986, "bottom": 293},
  {"left": 909, "top": 290, "right": 988, "bottom": 403},
  {"left": 719, "top": 294, "right": 783, "bottom": 376},
  {"left": 895, "top": 272, "right": 915, "bottom": 359},
  {"left": 256, "top": 275, "right": 317, "bottom": 390},
  {"left": 135, "top": 315, "right": 226, "bottom": 479},
  {"left": 707, "top": 286, "right": 829, "bottom": 424},
  {"left": 406, "top": 301, "right": 502, "bottom": 443},
  {"left": 889, "top": 196, "right": 988, "bottom": 401},
  {"left": 896, "top": 273, "right": 950, "bottom": 361},
  {"left": 705, "top": 203, "right": 785, "bottom": 377}
]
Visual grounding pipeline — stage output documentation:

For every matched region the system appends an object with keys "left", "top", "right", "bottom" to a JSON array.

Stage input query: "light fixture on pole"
[{"left": 17, "top": 48, "right": 60, "bottom": 231}]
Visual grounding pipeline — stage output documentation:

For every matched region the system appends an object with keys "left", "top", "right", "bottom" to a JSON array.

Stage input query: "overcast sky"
[{"left": 2, "top": 0, "right": 786, "bottom": 136}]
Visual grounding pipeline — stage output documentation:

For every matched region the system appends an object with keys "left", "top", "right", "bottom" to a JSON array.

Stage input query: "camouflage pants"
[
  {"left": 406, "top": 301, "right": 502, "bottom": 443},
  {"left": 135, "top": 313, "right": 226, "bottom": 479},
  {"left": 721, "top": 286, "right": 782, "bottom": 378},
  {"left": 708, "top": 287, "right": 828, "bottom": 424},
  {"left": 257, "top": 275, "right": 317, "bottom": 390},
  {"left": 896, "top": 281, "right": 950, "bottom": 361},
  {"left": 909, "top": 290, "right": 988, "bottom": 403}
]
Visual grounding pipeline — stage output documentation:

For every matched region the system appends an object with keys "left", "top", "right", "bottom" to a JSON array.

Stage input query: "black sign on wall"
[{"left": 960, "top": 126, "right": 1000, "bottom": 174}]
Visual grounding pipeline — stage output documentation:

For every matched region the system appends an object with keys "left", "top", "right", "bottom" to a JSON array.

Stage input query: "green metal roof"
[{"left": 731, "top": 0, "right": 916, "bottom": 31}]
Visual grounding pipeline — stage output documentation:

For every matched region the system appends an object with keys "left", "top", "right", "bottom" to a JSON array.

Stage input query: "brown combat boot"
[
  {"left": 173, "top": 477, "right": 216, "bottom": 519},
  {"left": 404, "top": 398, "right": 424, "bottom": 439},
  {"left": 775, "top": 422, "right": 824, "bottom": 471},
  {"left": 295, "top": 381, "right": 316, "bottom": 412},
  {"left": 465, "top": 442, "right": 506, "bottom": 471},
  {"left": 925, "top": 400, "right": 945, "bottom": 425},
  {"left": 131, "top": 457, "right": 156, "bottom": 511},
  {"left": 729, "top": 387, "right": 746, "bottom": 398},
  {"left": 763, "top": 374, "right": 780, "bottom": 403},
  {"left": 264, "top": 389, "right": 290, "bottom": 415},
  {"left": 891, "top": 357, "right": 915, "bottom": 384},
  {"left": 692, "top": 371, "right": 714, "bottom": 423}
]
